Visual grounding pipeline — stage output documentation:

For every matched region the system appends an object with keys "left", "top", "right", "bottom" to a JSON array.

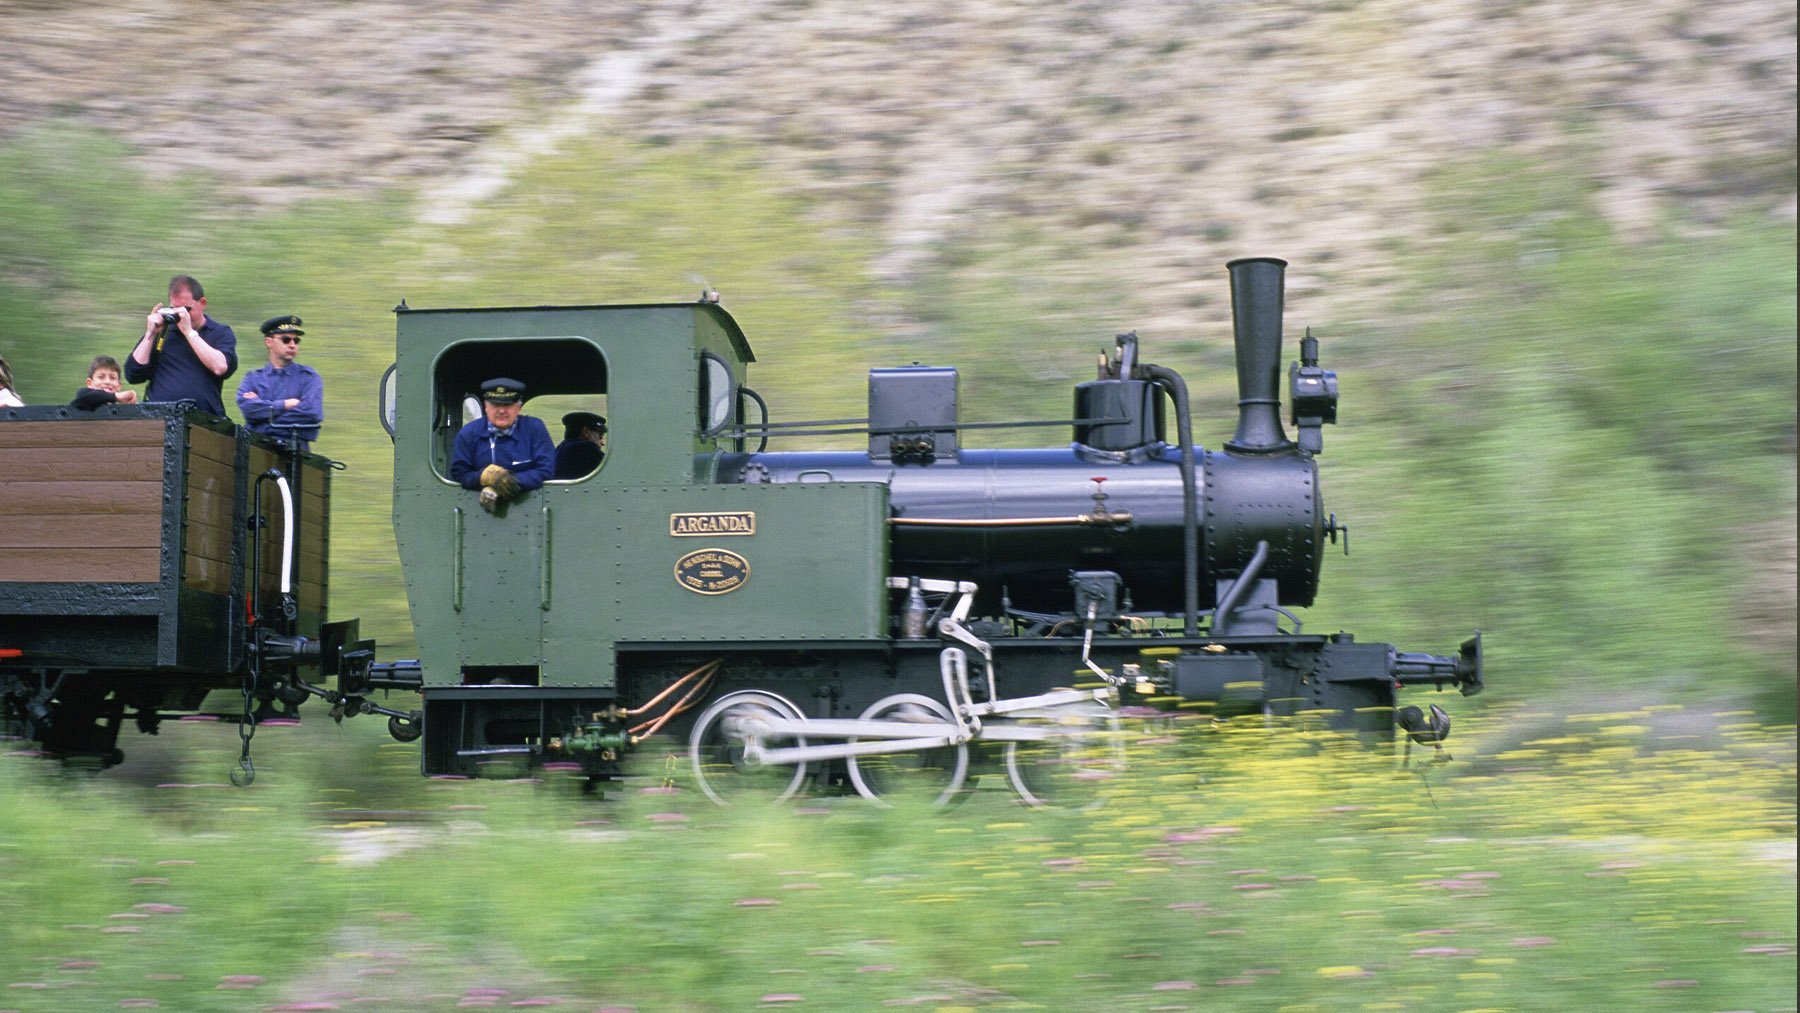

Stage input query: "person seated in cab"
[
  {"left": 553, "top": 410, "right": 606, "bottom": 480},
  {"left": 451, "top": 377, "right": 554, "bottom": 513}
]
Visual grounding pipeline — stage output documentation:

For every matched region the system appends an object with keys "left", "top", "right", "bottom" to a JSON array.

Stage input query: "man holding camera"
[{"left": 125, "top": 273, "right": 237, "bottom": 416}]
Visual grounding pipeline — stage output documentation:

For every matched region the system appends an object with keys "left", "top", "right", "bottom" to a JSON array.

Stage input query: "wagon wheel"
[
  {"left": 1001, "top": 701, "right": 1125, "bottom": 809},
  {"left": 688, "top": 690, "right": 810, "bottom": 806},
  {"left": 845, "top": 693, "right": 970, "bottom": 808}
]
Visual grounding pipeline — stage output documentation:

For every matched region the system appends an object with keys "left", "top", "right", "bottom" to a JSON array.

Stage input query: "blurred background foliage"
[{"left": 0, "top": 121, "right": 1791, "bottom": 716}]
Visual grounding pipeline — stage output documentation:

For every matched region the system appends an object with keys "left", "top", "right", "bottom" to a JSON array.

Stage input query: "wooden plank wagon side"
[{"left": 0, "top": 401, "right": 334, "bottom": 764}]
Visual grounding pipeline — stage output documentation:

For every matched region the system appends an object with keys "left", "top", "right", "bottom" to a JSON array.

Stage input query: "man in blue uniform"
[
  {"left": 553, "top": 411, "right": 606, "bottom": 479},
  {"left": 236, "top": 315, "right": 324, "bottom": 452},
  {"left": 450, "top": 377, "right": 555, "bottom": 513},
  {"left": 124, "top": 274, "right": 237, "bottom": 416}
]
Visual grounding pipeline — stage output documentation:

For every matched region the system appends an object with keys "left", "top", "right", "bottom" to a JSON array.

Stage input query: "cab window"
[
  {"left": 700, "top": 352, "right": 733, "bottom": 437},
  {"left": 430, "top": 337, "right": 609, "bottom": 483}
]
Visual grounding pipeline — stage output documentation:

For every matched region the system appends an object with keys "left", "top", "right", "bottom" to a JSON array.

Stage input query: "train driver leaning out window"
[
  {"left": 450, "top": 377, "right": 555, "bottom": 514},
  {"left": 553, "top": 411, "right": 606, "bottom": 480}
]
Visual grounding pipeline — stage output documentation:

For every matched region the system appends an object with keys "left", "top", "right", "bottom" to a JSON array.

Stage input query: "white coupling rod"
[{"left": 750, "top": 735, "right": 962, "bottom": 767}]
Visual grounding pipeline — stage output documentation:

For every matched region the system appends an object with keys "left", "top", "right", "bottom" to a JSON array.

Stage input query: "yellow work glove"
[{"left": 479, "top": 465, "right": 521, "bottom": 498}]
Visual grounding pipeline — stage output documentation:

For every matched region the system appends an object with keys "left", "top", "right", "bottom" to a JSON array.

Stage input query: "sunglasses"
[{"left": 274, "top": 335, "right": 300, "bottom": 345}]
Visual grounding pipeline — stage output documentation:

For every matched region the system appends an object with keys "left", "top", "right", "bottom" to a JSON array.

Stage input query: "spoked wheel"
[
  {"left": 688, "top": 690, "right": 809, "bottom": 806},
  {"left": 1001, "top": 702, "right": 1125, "bottom": 809},
  {"left": 845, "top": 693, "right": 970, "bottom": 808}
]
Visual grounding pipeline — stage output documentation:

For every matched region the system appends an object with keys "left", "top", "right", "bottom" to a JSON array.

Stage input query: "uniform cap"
[
  {"left": 261, "top": 315, "right": 305, "bottom": 337},
  {"left": 480, "top": 377, "right": 527, "bottom": 404},
  {"left": 562, "top": 411, "right": 606, "bottom": 435}
]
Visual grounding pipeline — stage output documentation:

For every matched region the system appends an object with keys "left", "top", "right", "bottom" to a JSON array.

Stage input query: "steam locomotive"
[{"left": 1, "top": 258, "right": 1480, "bottom": 802}]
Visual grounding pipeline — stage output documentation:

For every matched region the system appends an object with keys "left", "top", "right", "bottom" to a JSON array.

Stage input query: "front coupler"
[{"left": 251, "top": 620, "right": 423, "bottom": 742}]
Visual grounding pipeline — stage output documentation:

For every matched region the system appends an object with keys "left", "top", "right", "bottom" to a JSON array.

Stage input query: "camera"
[{"left": 158, "top": 308, "right": 183, "bottom": 325}]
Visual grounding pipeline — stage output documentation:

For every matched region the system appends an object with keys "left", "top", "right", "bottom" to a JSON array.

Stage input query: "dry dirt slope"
[{"left": 0, "top": 0, "right": 1792, "bottom": 326}]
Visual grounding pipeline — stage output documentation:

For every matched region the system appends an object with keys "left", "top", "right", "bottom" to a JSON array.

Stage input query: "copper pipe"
[
  {"left": 630, "top": 669, "right": 718, "bottom": 739},
  {"left": 626, "top": 658, "right": 723, "bottom": 717}
]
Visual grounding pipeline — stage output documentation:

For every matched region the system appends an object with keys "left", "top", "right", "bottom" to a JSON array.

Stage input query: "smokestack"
[{"left": 1224, "top": 256, "right": 1291, "bottom": 453}]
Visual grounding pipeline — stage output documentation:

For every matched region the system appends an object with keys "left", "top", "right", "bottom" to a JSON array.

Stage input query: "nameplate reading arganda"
[{"left": 669, "top": 511, "right": 756, "bottom": 537}]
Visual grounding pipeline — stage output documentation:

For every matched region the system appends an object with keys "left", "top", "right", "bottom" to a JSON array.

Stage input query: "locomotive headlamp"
[{"left": 1289, "top": 328, "right": 1338, "bottom": 454}]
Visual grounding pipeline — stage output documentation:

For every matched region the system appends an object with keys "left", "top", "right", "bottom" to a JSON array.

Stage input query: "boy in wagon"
[{"left": 70, "top": 354, "right": 140, "bottom": 409}]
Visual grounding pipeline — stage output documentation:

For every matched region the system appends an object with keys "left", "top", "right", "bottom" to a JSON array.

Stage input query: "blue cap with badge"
[
  {"left": 261, "top": 315, "right": 304, "bottom": 337},
  {"left": 480, "top": 377, "right": 527, "bottom": 404}
]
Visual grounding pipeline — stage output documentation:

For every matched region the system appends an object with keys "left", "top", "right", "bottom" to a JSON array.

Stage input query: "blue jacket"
[
  {"left": 451, "top": 415, "right": 555, "bottom": 492},
  {"left": 237, "top": 362, "right": 324, "bottom": 443},
  {"left": 553, "top": 438, "right": 603, "bottom": 480},
  {"left": 124, "top": 317, "right": 238, "bottom": 416}
]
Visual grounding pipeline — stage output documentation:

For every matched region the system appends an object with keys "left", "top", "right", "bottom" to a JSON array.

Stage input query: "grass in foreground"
[{"left": 1, "top": 703, "right": 1792, "bottom": 1011}]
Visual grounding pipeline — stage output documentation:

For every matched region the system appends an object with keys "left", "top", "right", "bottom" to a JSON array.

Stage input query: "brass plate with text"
[
  {"left": 669, "top": 511, "right": 756, "bottom": 537},
  {"left": 674, "top": 548, "right": 751, "bottom": 595}
]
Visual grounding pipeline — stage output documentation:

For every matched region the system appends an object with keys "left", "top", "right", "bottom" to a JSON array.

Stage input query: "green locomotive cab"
[{"left": 385, "top": 301, "right": 892, "bottom": 778}]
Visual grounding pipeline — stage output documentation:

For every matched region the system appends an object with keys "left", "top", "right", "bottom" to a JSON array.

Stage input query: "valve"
[
  {"left": 1325, "top": 512, "right": 1349, "bottom": 554},
  {"left": 555, "top": 713, "right": 632, "bottom": 762}
]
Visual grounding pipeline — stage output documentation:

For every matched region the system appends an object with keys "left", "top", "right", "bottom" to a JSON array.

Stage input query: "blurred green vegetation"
[
  {"left": 0, "top": 708, "right": 1792, "bottom": 1010},
  {"left": 0, "top": 123, "right": 1793, "bottom": 716},
  {"left": 1311, "top": 161, "right": 1795, "bottom": 717}
]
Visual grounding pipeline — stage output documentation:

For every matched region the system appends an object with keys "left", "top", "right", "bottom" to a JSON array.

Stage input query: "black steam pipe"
[
  {"left": 1225, "top": 257, "right": 1292, "bottom": 454},
  {"left": 1143, "top": 365, "right": 1199, "bottom": 636},
  {"left": 1211, "top": 539, "right": 1269, "bottom": 636}
]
